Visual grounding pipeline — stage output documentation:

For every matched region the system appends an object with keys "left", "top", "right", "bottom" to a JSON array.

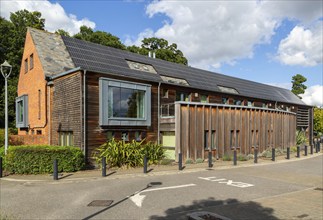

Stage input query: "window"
[
  {"left": 59, "top": 131, "right": 74, "bottom": 146},
  {"left": 36, "top": 130, "right": 42, "bottom": 135},
  {"left": 30, "top": 54, "right": 34, "bottom": 70},
  {"left": 162, "top": 89, "right": 168, "bottom": 98},
  {"left": 24, "top": 58, "right": 28, "bottom": 73},
  {"left": 107, "top": 131, "right": 115, "bottom": 140},
  {"left": 135, "top": 131, "right": 142, "bottom": 141},
  {"left": 176, "top": 92, "right": 190, "bottom": 101},
  {"left": 211, "top": 130, "right": 216, "bottom": 149},
  {"left": 121, "top": 131, "right": 129, "bottom": 141},
  {"left": 218, "top": 85, "right": 239, "bottom": 94},
  {"left": 16, "top": 95, "right": 28, "bottom": 128},
  {"left": 38, "top": 90, "right": 41, "bottom": 120},
  {"left": 247, "top": 100, "right": 253, "bottom": 107},
  {"left": 234, "top": 100, "right": 242, "bottom": 105},
  {"left": 126, "top": 60, "right": 157, "bottom": 74},
  {"left": 99, "top": 78, "right": 151, "bottom": 126},
  {"left": 160, "top": 75, "right": 189, "bottom": 86},
  {"left": 204, "top": 130, "right": 209, "bottom": 150},
  {"left": 222, "top": 98, "right": 227, "bottom": 104},
  {"left": 201, "top": 95, "right": 208, "bottom": 103}
]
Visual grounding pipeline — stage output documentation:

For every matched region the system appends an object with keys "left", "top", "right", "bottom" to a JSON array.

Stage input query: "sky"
[{"left": 1, "top": 0, "right": 322, "bottom": 106}]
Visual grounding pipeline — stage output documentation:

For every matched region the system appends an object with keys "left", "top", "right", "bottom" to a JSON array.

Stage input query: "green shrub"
[
  {"left": 0, "top": 129, "right": 4, "bottom": 148},
  {"left": 5, "top": 145, "right": 84, "bottom": 174},
  {"left": 159, "top": 158, "right": 174, "bottom": 165},
  {"left": 246, "top": 154, "right": 254, "bottom": 160},
  {"left": 0, "top": 147, "right": 6, "bottom": 169},
  {"left": 195, "top": 158, "right": 204, "bottom": 163},
  {"left": 185, "top": 158, "right": 194, "bottom": 164},
  {"left": 222, "top": 153, "right": 232, "bottom": 161},
  {"left": 237, "top": 154, "right": 248, "bottom": 161},
  {"left": 296, "top": 130, "right": 307, "bottom": 145},
  {"left": 94, "top": 139, "right": 165, "bottom": 168}
]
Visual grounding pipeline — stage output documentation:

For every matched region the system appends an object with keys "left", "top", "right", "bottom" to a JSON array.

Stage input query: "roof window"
[
  {"left": 218, "top": 85, "right": 239, "bottom": 94},
  {"left": 126, "top": 60, "right": 157, "bottom": 74},
  {"left": 160, "top": 75, "right": 189, "bottom": 86}
]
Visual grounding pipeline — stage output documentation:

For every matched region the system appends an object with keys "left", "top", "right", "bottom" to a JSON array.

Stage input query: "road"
[{"left": 1, "top": 155, "right": 322, "bottom": 219}]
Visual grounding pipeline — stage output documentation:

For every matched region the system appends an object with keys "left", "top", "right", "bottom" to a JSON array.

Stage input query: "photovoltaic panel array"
[{"left": 62, "top": 35, "right": 305, "bottom": 106}]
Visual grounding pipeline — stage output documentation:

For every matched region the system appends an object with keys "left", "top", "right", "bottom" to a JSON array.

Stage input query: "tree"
[
  {"left": 0, "top": 10, "right": 45, "bottom": 128},
  {"left": 129, "top": 37, "right": 188, "bottom": 65},
  {"left": 73, "top": 26, "right": 126, "bottom": 50},
  {"left": 291, "top": 74, "right": 307, "bottom": 98},
  {"left": 55, "top": 29, "right": 70, "bottom": 37},
  {"left": 313, "top": 107, "right": 323, "bottom": 136}
]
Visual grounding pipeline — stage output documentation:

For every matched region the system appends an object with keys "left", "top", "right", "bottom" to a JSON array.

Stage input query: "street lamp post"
[{"left": 1, "top": 60, "right": 12, "bottom": 155}]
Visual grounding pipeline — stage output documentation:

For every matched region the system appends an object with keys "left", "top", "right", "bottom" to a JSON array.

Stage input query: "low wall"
[{"left": 9, "top": 135, "right": 48, "bottom": 145}]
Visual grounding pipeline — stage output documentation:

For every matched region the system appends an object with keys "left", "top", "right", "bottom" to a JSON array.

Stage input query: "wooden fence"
[{"left": 175, "top": 102, "right": 297, "bottom": 161}]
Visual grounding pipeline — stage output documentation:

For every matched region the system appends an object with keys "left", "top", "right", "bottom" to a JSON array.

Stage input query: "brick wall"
[
  {"left": 10, "top": 135, "right": 47, "bottom": 145},
  {"left": 17, "top": 30, "right": 49, "bottom": 138}
]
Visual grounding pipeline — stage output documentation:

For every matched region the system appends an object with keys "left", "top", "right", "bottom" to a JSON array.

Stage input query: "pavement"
[{"left": 1, "top": 150, "right": 321, "bottom": 183}]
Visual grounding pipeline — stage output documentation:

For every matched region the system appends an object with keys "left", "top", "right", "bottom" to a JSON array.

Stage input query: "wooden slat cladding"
[
  {"left": 175, "top": 103, "right": 296, "bottom": 161},
  {"left": 296, "top": 106, "right": 310, "bottom": 127},
  {"left": 51, "top": 72, "right": 82, "bottom": 147}
]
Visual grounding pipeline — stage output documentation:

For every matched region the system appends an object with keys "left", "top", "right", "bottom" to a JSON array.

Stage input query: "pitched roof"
[
  {"left": 29, "top": 28, "right": 305, "bottom": 106},
  {"left": 28, "top": 28, "right": 75, "bottom": 76}
]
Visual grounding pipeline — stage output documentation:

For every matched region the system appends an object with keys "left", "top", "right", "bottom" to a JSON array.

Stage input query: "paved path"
[{"left": 0, "top": 154, "right": 322, "bottom": 219}]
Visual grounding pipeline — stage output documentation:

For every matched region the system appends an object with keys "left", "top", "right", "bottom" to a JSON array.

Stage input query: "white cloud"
[
  {"left": 276, "top": 24, "right": 323, "bottom": 66},
  {"left": 126, "top": 0, "right": 323, "bottom": 69},
  {"left": 124, "top": 28, "right": 154, "bottom": 46},
  {"left": 0, "top": 0, "right": 95, "bottom": 35},
  {"left": 300, "top": 85, "right": 323, "bottom": 107}
]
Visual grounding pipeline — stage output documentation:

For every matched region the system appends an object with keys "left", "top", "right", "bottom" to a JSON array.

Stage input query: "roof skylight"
[
  {"left": 218, "top": 85, "right": 239, "bottom": 94},
  {"left": 160, "top": 75, "right": 189, "bottom": 86}
]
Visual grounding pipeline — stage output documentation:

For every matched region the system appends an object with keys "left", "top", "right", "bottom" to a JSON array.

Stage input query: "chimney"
[
  {"left": 148, "top": 51, "right": 152, "bottom": 58},
  {"left": 153, "top": 52, "right": 156, "bottom": 59}
]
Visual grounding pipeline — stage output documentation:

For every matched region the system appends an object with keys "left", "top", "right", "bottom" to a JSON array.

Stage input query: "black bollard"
[
  {"left": 178, "top": 153, "right": 183, "bottom": 171},
  {"left": 318, "top": 141, "right": 321, "bottom": 152},
  {"left": 310, "top": 144, "right": 313, "bottom": 154},
  {"left": 102, "top": 157, "right": 106, "bottom": 177},
  {"left": 208, "top": 151, "right": 213, "bottom": 168},
  {"left": 233, "top": 150, "right": 237, "bottom": 166},
  {"left": 315, "top": 141, "right": 319, "bottom": 153},
  {"left": 272, "top": 148, "right": 275, "bottom": 161},
  {"left": 143, "top": 155, "right": 148, "bottom": 173},
  {"left": 0, "top": 157, "right": 2, "bottom": 178},
  {"left": 53, "top": 159, "right": 58, "bottom": 180},
  {"left": 297, "top": 146, "right": 300, "bottom": 158},
  {"left": 254, "top": 149, "right": 258, "bottom": 164},
  {"left": 304, "top": 145, "right": 308, "bottom": 156},
  {"left": 286, "top": 147, "right": 290, "bottom": 160}
]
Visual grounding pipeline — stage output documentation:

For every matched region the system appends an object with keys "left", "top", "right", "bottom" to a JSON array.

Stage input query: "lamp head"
[{"left": 1, "top": 60, "right": 12, "bottom": 78}]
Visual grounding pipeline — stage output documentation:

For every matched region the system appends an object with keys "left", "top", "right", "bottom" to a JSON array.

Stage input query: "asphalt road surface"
[{"left": 1, "top": 155, "right": 322, "bottom": 220}]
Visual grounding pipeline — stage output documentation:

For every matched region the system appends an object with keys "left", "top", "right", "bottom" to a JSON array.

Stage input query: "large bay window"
[
  {"left": 15, "top": 95, "right": 28, "bottom": 128},
  {"left": 100, "top": 78, "right": 151, "bottom": 126}
]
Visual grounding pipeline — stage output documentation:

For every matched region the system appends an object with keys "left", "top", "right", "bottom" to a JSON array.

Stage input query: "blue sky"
[{"left": 1, "top": 0, "right": 322, "bottom": 106}]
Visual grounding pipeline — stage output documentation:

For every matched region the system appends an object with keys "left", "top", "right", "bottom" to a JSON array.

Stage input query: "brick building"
[{"left": 16, "top": 28, "right": 313, "bottom": 163}]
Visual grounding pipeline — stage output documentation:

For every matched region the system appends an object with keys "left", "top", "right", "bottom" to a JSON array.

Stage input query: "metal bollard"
[
  {"left": 0, "top": 157, "right": 2, "bottom": 178},
  {"left": 310, "top": 144, "right": 313, "bottom": 154},
  {"left": 102, "top": 157, "right": 106, "bottom": 177},
  {"left": 178, "top": 153, "right": 183, "bottom": 171},
  {"left": 304, "top": 145, "right": 307, "bottom": 156},
  {"left": 272, "top": 148, "right": 275, "bottom": 161},
  {"left": 254, "top": 149, "right": 258, "bottom": 163},
  {"left": 297, "top": 146, "right": 300, "bottom": 158},
  {"left": 286, "top": 147, "right": 290, "bottom": 160},
  {"left": 208, "top": 151, "right": 212, "bottom": 168},
  {"left": 315, "top": 141, "right": 319, "bottom": 153},
  {"left": 143, "top": 156, "right": 148, "bottom": 173},
  {"left": 53, "top": 159, "right": 58, "bottom": 180},
  {"left": 233, "top": 150, "right": 237, "bottom": 166},
  {"left": 318, "top": 141, "right": 321, "bottom": 152}
]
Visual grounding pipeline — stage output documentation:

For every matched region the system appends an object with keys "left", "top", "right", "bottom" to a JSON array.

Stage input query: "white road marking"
[
  {"left": 129, "top": 183, "right": 196, "bottom": 207},
  {"left": 199, "top": 176, "right": 254, "bottom": 188}
]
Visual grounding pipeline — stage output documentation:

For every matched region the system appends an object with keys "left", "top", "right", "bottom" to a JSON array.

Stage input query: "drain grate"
[
  {"left": 87, "top": 200, "right": 113, "bottom": 207},
  {"left": 314, "top": 188, "right": 323, "bottom": 191}
]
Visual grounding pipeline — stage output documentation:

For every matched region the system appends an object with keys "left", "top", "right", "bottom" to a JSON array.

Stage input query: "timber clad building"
[{"left": 16, "top": 28, "right": 313, "bottom": 163}]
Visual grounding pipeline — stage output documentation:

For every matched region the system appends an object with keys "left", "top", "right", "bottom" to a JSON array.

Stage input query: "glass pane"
[
  {"left": 109, "top": 86, "right": 145, "bottom": 119},
  {"left": 18, "top": 101, "right": 23, "bottom": 122}
]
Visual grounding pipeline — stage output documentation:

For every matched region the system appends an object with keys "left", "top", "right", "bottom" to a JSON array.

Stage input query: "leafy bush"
[
  {"left": 246, "top": 154, "right": 254, "bottom": 160},
  {"left": 185, "top": 158, "right": 193, "bottom": 164},
  {"left": 222, "top": 153, "right": 232, "bottom": 161},
  {"left": 296, "top": 130, "right": 307, "bottom": 145},
  {"left": 195, "top": 158, "right": 204, "bottom": 163},
  {"left": 159, "top": 159, "right": 174, "bottom": 165},
  {"left": 5, "top": 145, "right": 84, "bottom": 174},
  {"left": 0, "top": 129, "right": 4, "bottom": 148},
  {"left": 237, "top": 154, "right": 248, "bottom": 161},
  {"left": 94, "top": 139, "right": 165, "bottom": 168}
]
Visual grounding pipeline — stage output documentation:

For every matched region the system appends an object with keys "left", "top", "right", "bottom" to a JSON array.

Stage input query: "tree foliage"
[
  {"left": 291, "top": 74, "right": 307, "bottom": 98},
  {"left": 73, "top": 26, "right": 126, "bottom": 50},
  {"left": 313, "top": 107, "right": 323, "bottom": 136},
  {"left": 0, "top": 10, "right": 45, "bottom": 128}
]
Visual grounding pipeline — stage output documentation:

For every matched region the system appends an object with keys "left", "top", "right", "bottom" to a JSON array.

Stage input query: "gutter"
[
  {"left": 83, "top": 70, "right": 87, "bottom": 162},
  {"left": 157, "top": 82, "right": 161, "bottom": 145},
  {"left": 48, "top": 67, "right": 82, "bottom": 80}
]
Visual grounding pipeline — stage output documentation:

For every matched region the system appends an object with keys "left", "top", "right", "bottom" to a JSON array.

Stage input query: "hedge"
[{"left": 4, "top": 145, "right": 84, "bottom": 174}]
